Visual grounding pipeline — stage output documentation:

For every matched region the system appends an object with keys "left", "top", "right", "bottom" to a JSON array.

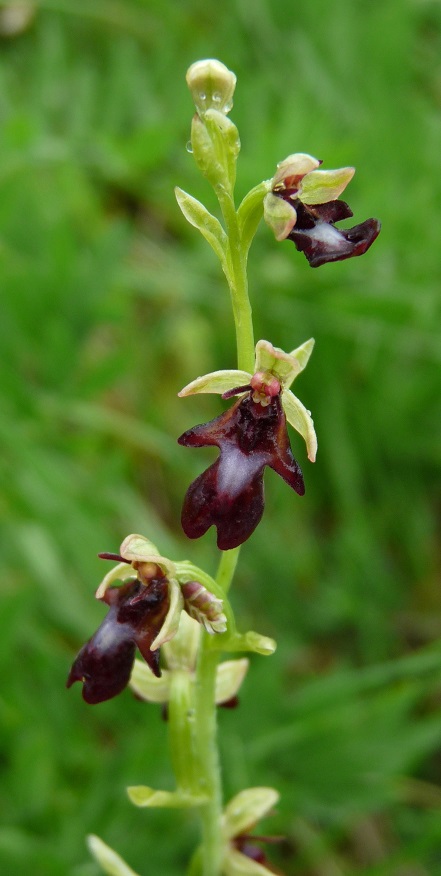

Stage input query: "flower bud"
[
  {"left": 186, "top": 58, "right": 236, "bottom": 115},
  {"left": 181, "top": 580, "right": 227, "bottom": 634}
]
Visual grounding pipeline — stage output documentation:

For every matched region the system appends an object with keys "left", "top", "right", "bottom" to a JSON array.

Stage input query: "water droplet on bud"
[{"left": 186, "top": 141, "right": 193, "bottom": 153}]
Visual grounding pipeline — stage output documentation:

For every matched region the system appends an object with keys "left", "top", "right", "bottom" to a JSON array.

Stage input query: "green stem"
[
  {"left": 216, "top": 547, "right": 240, "bottom": 596},
  {"left": 195, "top": 548, "right": 240, "bottom": 876},
  {"left": 217, "top": 187, "right": 255, "bottom": 373},
  {"left": 168, "top": 670, "right": 198, "bottom": 793},
  {"left": 195, "top": 638, "right": 223, "bottom": 875}
]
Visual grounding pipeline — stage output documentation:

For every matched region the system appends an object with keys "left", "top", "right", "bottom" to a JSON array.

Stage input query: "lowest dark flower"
[
  {"left": 221, "top": 787, "right": 284, "bottom": 875},
  {"left": 66, "top": 573, "right": 169, "bottom": 704},
  {"left": 264, "top": 152, "right": 380, "bottom": 267},
  {"left": 178, "top": 338, "right": 317, "bottom": 551},
  {"left": 67, "top": 534, "right": 226, "bottom": 704}
]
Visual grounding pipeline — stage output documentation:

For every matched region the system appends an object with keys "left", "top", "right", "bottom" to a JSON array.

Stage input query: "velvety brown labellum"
[
  {"left": 67, "top": 577, "right": 170, "bottom": 704},
  {"left": 178, "top": 393, "right": 304, "bottom": 550},
  {"left": 275, "top": 193, "right": 380, "bottom": 267}
]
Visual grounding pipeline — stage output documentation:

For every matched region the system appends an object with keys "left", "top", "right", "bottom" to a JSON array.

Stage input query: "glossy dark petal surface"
[
  {"left": 67, "top": 577, "right": 169, "bottom": 704},
  {"left": 178, "top": 395, "right": 304, "bottom": 550},
  {"left": 66, "top": 615, "right": 136, "bottom": 704},
  {"left": 277, "top": 194, "right": 380, "bottom": 267}
]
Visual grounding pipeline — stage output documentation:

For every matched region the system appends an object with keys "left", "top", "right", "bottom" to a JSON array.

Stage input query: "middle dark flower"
[{"left": 178, "top": 389, "right": 304, "bottom": 551}]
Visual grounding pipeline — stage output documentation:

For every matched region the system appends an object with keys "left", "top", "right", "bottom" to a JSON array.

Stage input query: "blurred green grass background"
[{"left": 0, "top": 0, "right": 440, "bottom": 873}]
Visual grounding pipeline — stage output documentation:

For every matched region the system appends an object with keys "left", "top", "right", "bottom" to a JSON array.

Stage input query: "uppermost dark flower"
[{"left": 264, "top": 153, "right": 380, "bottom": 267}]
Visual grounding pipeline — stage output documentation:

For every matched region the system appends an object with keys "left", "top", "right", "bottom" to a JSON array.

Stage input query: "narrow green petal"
[
  {"left": 178, "top": 369, "right": 251, "bottom": 397},
  {"left": 87, "top": 835, "right": 140, "bottom": 876},
  {"left": 300, "top": 166, "right": 355, "bottom": 205},
  {"left": 151, "top": 578, "right": 184, "bottom": 650},
  {"left": 129, "top": 659, "right": 171, "bottom": 703},
  {"left": 223, "top": 848, "right": 276, "bottom": 876},
  {"left": 127, "top": 786, "right": 207, "bottom": 808},
  {"left": 215, "top": 658, "right": 249, "bottom": 704},
  {"left": 282, "top": 389, "right": 317, "bottom": 462},
  {"left": 223, "top": 787, "right": 280, "bottom": 839},
  {"left": 95, "top": 562, "right": 132, "bottom": 599}
]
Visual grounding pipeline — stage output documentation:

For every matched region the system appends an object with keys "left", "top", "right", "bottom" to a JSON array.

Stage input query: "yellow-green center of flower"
[{"left": 134, "top": 561, "right": 164, "bottom": 585}]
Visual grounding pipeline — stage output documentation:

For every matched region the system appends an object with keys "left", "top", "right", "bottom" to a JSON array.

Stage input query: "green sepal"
[
  {"left": 175, "top": 186, "right": 228, "bottom": 268},
  {"left": 87, "top": 835, "right": 140, "bottom": 876},
  {"left": 263, "top": 191, "right": 297, "bottom": 241},
  {"left": 300, "top": 166, "right": 355, "bottom": 205},
  {"left": 120, "top": 532, "right": 161, "bottom": 560},
  {"left": 178, "top": 368, "right": 251, "bottom": 398},
  {"left": 254, "top": 339, "right": 302, "bottom": 387},
  {"left": 222, "top": 787, "right": 280, "bottom": 839},
  {"left": 215, "top": 658, "right": 249, "bottom": 704},
  {"left": 127, "top": 785, "right": 208, "bottom": 808},
  {"left": 164, "top": 611, "right": 201, "bottom": 671},
  {"left": 129, "top": 659, "right": 171, "bottom": 703},
  {"left": 237, "top": 180, "right": 271, "bottom": 256}
]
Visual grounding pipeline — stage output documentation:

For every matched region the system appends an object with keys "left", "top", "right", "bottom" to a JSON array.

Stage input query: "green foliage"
[{"left": 0, "top": 0, "right": 440, "bottom": 873}]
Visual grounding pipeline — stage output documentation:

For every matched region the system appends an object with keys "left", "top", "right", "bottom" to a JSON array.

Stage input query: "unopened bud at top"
[{"left": 186, "top": 59, "right": 236, "bottom": 115}]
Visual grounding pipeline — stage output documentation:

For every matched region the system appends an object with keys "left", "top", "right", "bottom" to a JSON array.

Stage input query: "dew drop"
[
  {"left": 212, "top": 91, "right": 221, "bottom": 102},
  {"left": 199, "top": 91, "right": 206, "bottom": 101},
  {"left": 186, "top": 141, "right": 193, "bottom": 153}
]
